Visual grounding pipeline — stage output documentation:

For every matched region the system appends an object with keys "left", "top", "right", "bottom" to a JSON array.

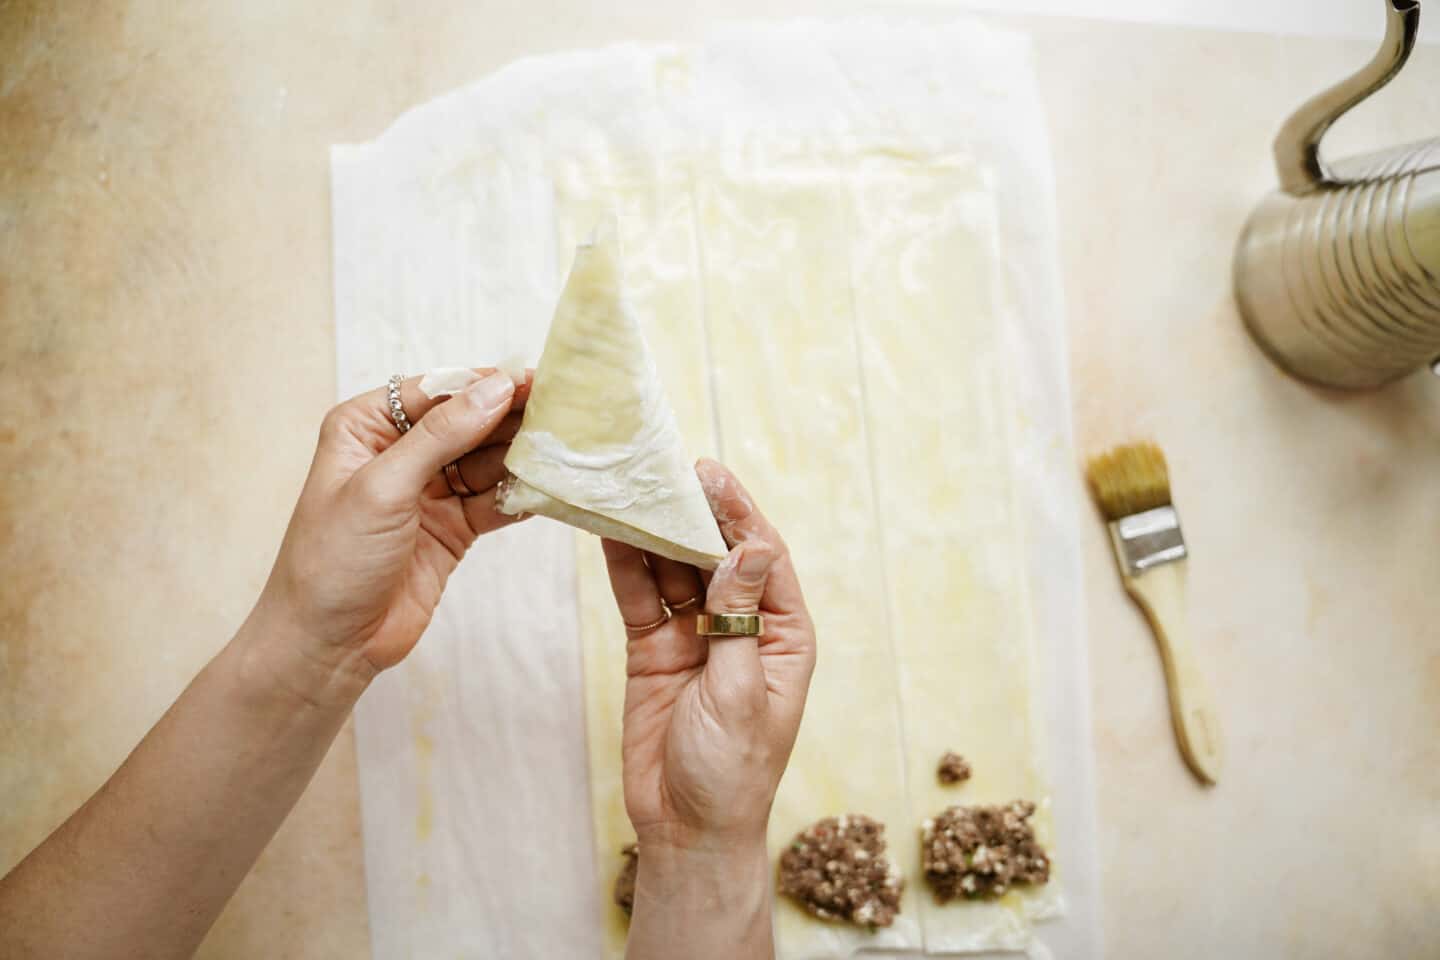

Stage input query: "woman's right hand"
[{"left": 249, "top": 368, "right": 529, "bottom": 698}]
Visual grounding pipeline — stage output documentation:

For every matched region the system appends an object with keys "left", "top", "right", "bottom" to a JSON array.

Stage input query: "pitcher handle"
[{"left": 1273, "top": 0, "right": 1421, "bottom": 195}]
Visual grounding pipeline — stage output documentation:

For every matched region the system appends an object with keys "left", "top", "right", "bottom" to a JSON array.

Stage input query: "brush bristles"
[{"left": 1085, "top": 442, "right": 1172, "bottom": 521}]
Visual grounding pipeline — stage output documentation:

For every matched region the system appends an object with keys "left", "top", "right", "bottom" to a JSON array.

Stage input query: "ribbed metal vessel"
[
  {"left": 1236, "top": 144, "right": 1440, "bottom": 388},
  {"left": 1234, "top": 0, "right": 1440, "bottom": 389}
]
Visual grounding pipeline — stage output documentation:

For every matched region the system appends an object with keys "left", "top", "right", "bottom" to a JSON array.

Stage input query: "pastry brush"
[{"left": 1085, "top": 442, "right": 1222, "bottom": 786}]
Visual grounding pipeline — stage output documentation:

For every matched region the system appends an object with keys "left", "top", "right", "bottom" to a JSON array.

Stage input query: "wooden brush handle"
[{"left": 1124, "top": 563, "right": 1223, "bottom": 785}]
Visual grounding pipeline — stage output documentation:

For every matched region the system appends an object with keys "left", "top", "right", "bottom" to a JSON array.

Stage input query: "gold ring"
[
  {"left": 623, "top": 610, "right": 672, "bottom": 634},
  {"left": 696, "top": 613, "right": 764, "bottom": 637},
  {"left": 443, "top": 461, "right": 477, "bottom": 498},
  {"left": 667, "top": 595, "right": 702, "bottom": 613}
]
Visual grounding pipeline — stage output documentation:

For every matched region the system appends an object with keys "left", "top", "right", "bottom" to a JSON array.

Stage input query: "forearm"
[
  {"left": 0, "top": 604, "right": 371, "bottom": 960},
  {"left": 625, "top": 838, "right": 774, "bottom": 960}
]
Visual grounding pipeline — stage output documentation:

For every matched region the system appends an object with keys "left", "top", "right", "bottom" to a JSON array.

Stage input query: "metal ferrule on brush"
[{"left": 1108, "top": 506, "right": 1187, "bottom": 577}]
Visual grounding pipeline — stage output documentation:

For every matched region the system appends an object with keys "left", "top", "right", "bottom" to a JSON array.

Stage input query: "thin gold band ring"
[
  {"left": 623, "top": 610, "right": 672, "bottom": 634},
  {"left": 443, "top": 461, "right": 477, "bottom": 498}
]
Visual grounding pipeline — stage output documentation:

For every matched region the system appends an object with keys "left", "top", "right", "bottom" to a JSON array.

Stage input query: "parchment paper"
[{"left": 333, "top": 17, "right": 1100, "bottom": 958}]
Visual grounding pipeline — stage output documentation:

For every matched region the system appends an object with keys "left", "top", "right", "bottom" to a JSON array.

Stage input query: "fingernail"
[
  {"left": 466, "top": 370, "right": 514, "bottom": 411},
  {"left": 735, "top": 543, "right": 774, "bottom": 583}
]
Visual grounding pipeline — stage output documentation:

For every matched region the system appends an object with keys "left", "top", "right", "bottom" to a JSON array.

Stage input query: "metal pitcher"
[{"left": 1234, "top": 0, "right": 1440, "bottom": 389}]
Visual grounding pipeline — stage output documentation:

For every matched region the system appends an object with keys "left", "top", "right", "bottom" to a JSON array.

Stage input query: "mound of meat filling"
[
  {"left": 778, "top": 814, "right": 903, "bottom": 929},
  {"left": 613, "top": 843, "right": 639, "bottom": 917},
  {"left": 936, "top": 751, "right": 972, "bottom": 786},
  {"left": 921, "top": 800, "right": 1051, "bottom": 901}
]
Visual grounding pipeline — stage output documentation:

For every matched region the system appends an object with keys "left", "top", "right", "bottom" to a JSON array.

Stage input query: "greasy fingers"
[
  {"left": 453, "top": 444, "right": 511, "bottom": 494},
  {"left": 695, "top": 458, "right": 807, "bottom": 615},
  {"left": 482, "top": 411, "right": 525, "bottom": 447},
  {"left": 362, "top": 371, "right": 515, "bottom": 500},
  {"left": 602, "top": 539, "right": 666, "bottom": 629},
  {"left": 459, "top": 487, "right": 528, "bottom": 539},
  {"left": 649, "top": 554, "right": 703, "bottom": 609},
  {"left": 695, "top": 457, "right": 762, "bottom": 544},
  {"left": 420, "top": 443, "right": 514, "bottom": 502},
  {"left": 701, "top": 542, "right": 776, "bottom": 717},
  {"left": 705, "top": 542, "right": 775, "bottom": 614},
  {"left": 396, "top": 368, "right": 534, "bottom": 427}
]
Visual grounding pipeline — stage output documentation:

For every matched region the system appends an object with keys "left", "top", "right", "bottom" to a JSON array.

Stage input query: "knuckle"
[
  {"left": 743, "top": 540, "right": 778, "bottom": 570},
  {"left": 709, "top": 582, "right": 761, "bottom": 615},
  {"left": 737, "top": 586, "right": 767, "bottom": 612},
  {"left": 771, "top": 533, "right": 793, "bottom": 562},
  {"left": 318, "top": 403, "right": 350, "bottom": 443}
]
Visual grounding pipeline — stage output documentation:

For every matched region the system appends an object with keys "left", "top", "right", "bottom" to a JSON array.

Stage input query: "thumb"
[
  {"left": 701, "top": 541, "right": 775, "bottom": 719},
  {"left": 367, "top": 370, "right": 516, "bottom": 497},
  {"left": 707, "top": 541, "right": 774, "bottom": 614}
]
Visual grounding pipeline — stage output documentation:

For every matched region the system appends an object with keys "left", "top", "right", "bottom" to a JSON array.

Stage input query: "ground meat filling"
[
  {"left": 613, "top": 843, "right": 639, "bottom": 917},
  {"left": 921, "top": 801, "right": 1051, "bottom": 901},
  {"left": 936, "top": 751, "right": 972, "bottom": 785},
  {"left": 778, "top": 814, "right": 903, "bottom": 929}
]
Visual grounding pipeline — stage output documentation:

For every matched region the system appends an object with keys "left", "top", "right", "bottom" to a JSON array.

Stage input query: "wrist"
[
  {"left": 632, "top": 830, "right": 771, "bottom": 909},
  {"left": 628, "top": 833, "right": 774, "bottom": 960},
  {"left": 231, "top": 591, "right": 376, "bottom": 713},
  {"left": 635, "top": 815, "right": 769, "bottom": 853}
]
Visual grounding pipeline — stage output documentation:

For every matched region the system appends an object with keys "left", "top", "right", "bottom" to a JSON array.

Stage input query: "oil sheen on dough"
[
  {"left": 561, "top": 141, "right": 1054, "bottom": 960},
  {"left": 558, "top": 168, "right": 927, "bottom": 958},
  {"left": 555, "top": 175, "right": 724, "bottom": 960},
  {"left": 335, "top": 19, "right": 1086, "bottom": 959},
  {"left": 849, "top": 158, "right": 1061, "bottom": 954},
  {"left": 499, "top": 220, "right": 727, "bottom": 570},
  {"left": 697, "top": 172, "right": 923, "bottom": 958}
]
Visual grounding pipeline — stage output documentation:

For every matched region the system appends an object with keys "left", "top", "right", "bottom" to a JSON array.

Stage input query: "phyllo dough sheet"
[
  {"left": 849, "top": 160, "right": 1061, "bottom": 953},
  {"left": 334, "top": 18, "right": 1098, "bottom": 960},
  {"left": 552, "top": 174, "right": 725, "bottom": 959},
  {"left": 695, "top": 173, "right": 923, "bottom": 957},
  {"left": 563, "top": 163, "right": 1057, "bottom": 958},
  {"left": 556, "top": 161, "right": 924, "bottom": 957}
]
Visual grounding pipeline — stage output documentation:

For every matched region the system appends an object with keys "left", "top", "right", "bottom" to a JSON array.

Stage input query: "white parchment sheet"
[{"left": 333, "top": 17, "right": 1100, "bottom": 959}]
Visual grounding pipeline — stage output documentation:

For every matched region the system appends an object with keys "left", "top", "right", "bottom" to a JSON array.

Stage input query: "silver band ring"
[
  {"left": 623, "top": 610, "right": 672, "bottom": 635},
  {"left": 696, "top": 612, "right": 764, "bottom": 637},
  {"left": 667, "top": 595, "right": 702, "bottom": 613},
  {"left": 387, "top": 375, "right": 412, "bottom": 434},
  {"left": 443, "top": 461, "right": 477, "bottom": 498}
]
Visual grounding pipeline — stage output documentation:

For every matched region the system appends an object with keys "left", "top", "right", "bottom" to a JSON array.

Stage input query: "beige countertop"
[{"left": 3, "top": 4, "right": 1437, "bottom": 958}]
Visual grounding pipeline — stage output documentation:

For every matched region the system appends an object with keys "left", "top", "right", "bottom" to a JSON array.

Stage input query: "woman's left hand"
[
  {"left": 252, "top": 368, "right": 529, "bottom": 679},
  {"left": 608, "top": 458, "right": 816, "bottom": 849},
  {"left": 604, "top": 459, "right": 815, "bottom": 960}
]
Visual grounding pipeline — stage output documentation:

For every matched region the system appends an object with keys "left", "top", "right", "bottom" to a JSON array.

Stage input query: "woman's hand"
[
  {"left": 253, "top": 369, "right": 529, "bottom": 680},
  {"left": 604, "top": 458, "right": 817, "bottom": 960}
]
